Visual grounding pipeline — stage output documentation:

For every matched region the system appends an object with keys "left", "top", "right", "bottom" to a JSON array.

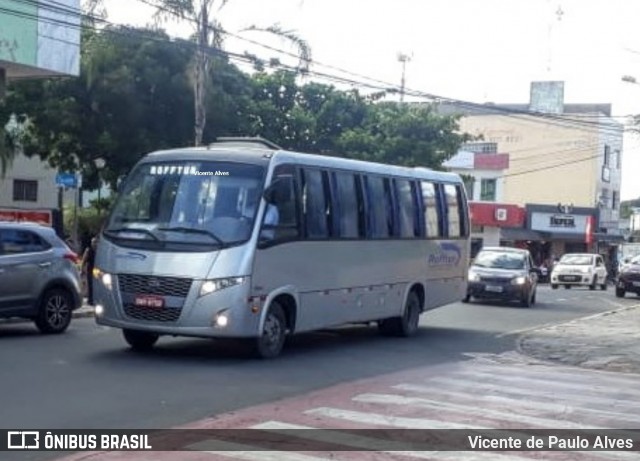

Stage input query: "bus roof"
[{"left": 143, "top": 145, "right": 463, "bottom": 184}]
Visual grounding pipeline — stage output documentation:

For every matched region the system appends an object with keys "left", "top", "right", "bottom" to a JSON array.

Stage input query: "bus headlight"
[
  {"left": 199, "top": 277, "right": 247, "bottom": 297},
  {"left": 92, "top": 268, "right": 113, "bottom": 290}
]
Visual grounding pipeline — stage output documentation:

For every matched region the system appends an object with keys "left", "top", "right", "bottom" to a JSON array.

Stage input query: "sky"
[{"left": 103, "top": 0, "right": 640, "bottom": 200}]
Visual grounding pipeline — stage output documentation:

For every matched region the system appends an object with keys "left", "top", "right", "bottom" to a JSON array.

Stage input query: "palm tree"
[{"left": 148, "top": 0, "right": 311, "bottom": 146}]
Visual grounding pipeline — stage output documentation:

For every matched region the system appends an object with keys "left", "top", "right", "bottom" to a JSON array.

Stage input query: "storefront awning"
[
  {"left": 593, "top": 232, "right": 625, "bottom": 243},
  {"left": 500, "top": 228, "right": 547, "bottom": 242}
]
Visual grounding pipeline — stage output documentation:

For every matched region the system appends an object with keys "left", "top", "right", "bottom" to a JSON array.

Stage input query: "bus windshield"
[{"left": 104, "top": 161, "right": 266, "bottom": 249}]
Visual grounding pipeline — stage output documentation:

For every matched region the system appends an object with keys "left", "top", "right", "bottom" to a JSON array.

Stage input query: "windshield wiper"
[
  {"left": 157, "top": 226, "right": 225, "bottom": 247},
  {"left": 104, "top": 227, "right": 160, "bottom": 241}
]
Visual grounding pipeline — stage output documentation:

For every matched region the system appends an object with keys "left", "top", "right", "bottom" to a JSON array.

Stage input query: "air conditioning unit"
[{"left": 495, "top": 208, "right": 508, "bottom": 221}]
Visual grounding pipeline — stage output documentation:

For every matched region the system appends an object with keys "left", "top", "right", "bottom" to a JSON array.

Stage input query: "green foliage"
[
  {"left": 336, "top": 102, "right": 472, "bottom": 169},
  {"left": 4, "top": 26, "right": 471, "bottom": 184},
  {"left": 63, "top": 205, "right": 105, "bottom": 244}
]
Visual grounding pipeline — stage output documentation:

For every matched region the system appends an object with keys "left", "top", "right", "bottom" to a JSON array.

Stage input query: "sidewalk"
[{"left": 517, "top": 302, "right": 640, "bottom": 374}]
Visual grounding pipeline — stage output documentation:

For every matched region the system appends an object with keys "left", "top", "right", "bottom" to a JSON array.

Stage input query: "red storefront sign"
[
  {"left": 0, "top": 209, "right": 52, "bottom": 226},
  {"left": 469, "top": 202, "right": 525, "bottom": 228}
]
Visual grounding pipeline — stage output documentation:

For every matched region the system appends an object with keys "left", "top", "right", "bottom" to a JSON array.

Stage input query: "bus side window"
[
  {"left": 301, "top": 168, "right": 331, "bottom": 239},
  {"left": 260, "top": 165, "right": 300, "bottom": 243},
  {"left": 443, "top": 184, "right": 462, "bottom": 238},
  {"left": 364, "top": 175, "right": 391, "bottom": 239},
  {"left": 420, "top": 181, "right": 443, "bottom": 238},
  {"left": 332, "top": 171, "right": 360, "bottom": 239},
  {"left": 457, "top": 184, "right": 470, "bottom": 238},
  {"left": 395, "top": 179, "right": 418, "bottom": 238}
]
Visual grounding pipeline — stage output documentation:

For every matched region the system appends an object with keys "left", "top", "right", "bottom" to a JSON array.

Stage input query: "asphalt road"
[{"left": 0, "top": 285, "right": 622, "bottom": 460}]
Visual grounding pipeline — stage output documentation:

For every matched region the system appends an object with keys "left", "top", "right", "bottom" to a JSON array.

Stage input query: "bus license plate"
[
  {"left": 485, "top": 285, "right": 503, "bottom": 293},
  {"left": 134, "top": 295, "right": 165, "bottom": 308}
]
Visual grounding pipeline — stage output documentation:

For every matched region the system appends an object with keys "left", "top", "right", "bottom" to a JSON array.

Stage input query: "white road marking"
[{"left": 352, "top": 393, "right": 605, "bottom": 429}]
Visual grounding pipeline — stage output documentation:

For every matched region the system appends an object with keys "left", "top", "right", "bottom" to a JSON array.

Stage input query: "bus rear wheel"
[
  {"left": 378, "top": 291, "right": 421, "bottom": 337},
  {"left": 254, "top": 302, "right": 287, "bottom": 359}
]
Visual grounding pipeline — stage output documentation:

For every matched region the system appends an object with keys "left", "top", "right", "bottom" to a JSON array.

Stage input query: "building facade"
[{"left": 441, "top": 81, "right": 625, "bottom": 264}]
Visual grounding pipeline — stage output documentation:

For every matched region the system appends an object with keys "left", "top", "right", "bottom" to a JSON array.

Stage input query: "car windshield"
[
  {"left": 559, "top": 255, "right": 593, "bottom": 265},
  {"left": 104, "top": 161, "right": 265, "bottom": 249},
  {"left": 473, "top": 251, "right": 525, "bottom": 270}
]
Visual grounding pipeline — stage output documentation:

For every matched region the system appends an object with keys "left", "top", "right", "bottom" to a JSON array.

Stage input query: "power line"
[
  {"left": 131, "top": 0, "right": 628, "bottom": 136},
  {"left": 0, "top": 1, "right": 631, "bottom": 175}
]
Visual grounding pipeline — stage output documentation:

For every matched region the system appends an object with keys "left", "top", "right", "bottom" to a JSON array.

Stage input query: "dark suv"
[
  {"left": 0, "top": 223, "right": 82, "bottom": 333},
  {"left": 615, "top": 255, "right": 640, "bottom": 298},
  {"left": 464, "top": 247, "right": 539, "bottom": 307}
]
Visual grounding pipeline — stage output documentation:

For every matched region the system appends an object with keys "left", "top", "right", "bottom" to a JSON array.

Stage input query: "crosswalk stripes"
[
  {"left": 189, "top": 354, "right": 640, "bottom": 460},
  {"left": 53, "top": 352, "right": 640, "bottom": 460}
]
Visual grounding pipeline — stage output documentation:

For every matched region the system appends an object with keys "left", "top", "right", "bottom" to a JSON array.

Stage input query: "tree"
[
  {"left": 147, "top": 0, "right": 310, "bottom": 146},
  {"left": 7, "top": 26, "right": 196, "bottom": 189},
  {"left": 337, "top": 102, "right": 472, "bottom": 169},
  {"left": 244, "top": 70, "right": 368, "bottom": 154}
]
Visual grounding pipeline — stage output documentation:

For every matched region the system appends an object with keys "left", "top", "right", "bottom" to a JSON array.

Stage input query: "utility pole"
[
  {"left": 0, "top": 68, "right": 6, "bottom": 101},
  {"left": 397, "top": 52, "right": 412, "bottom": 103}
]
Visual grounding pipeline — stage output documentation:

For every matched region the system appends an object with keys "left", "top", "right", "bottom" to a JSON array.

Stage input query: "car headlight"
[
  {"left": 511, "top": 276, "right": 526, "bottom": 285},
  {"left": 92, "top": 268, "right": 113, "bottom": 290},
  {"left": 580, "top": 267, "right": 591, "bottom": 273},
  {"left": 468, "top": 271, "right": 480, "bottom": 282},
  {"left": 199, "top": 276, "right": 247, "bottom": 297}
]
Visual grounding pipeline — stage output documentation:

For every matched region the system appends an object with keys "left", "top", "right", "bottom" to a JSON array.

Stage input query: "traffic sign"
[{"left": 55, "top": 173, "right": 78, "bottom": 188}]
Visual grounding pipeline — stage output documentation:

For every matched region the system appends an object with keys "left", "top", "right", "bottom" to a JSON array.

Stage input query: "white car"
[{"left": 550, "top": 253, "right": 608, "bottom": 290}]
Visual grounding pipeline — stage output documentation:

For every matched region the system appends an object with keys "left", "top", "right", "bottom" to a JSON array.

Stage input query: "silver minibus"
[{"left": 93, "top": 138, "right": 470, "bottom": 358}]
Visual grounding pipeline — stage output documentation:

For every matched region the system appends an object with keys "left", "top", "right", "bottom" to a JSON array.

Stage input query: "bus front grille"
[
  {"left": 118, "top": 274, "right": 193, "bottom": 297},
  {"left": 123, "top": 304, "right": 182, "bottom": 322}
]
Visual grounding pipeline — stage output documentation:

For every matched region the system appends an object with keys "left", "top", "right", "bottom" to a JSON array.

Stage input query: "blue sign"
[{"left": 56, "top": 173, "right": 78, "bottom": 188}]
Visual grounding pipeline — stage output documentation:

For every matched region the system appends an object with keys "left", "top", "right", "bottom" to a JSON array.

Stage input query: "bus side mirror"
[{"left": 263, "top": 176, "right": 293, "bottom": 205}]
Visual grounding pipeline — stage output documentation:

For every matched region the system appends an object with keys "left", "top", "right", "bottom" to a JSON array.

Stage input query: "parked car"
[
  {"left": 0, "top": 222, "right": 82, "bottom": 333},
  {"left": 464, "top": 247, "right": 539, "bottom": 307},
  {"left": 550, "top": 253, "right": 608, "bottom": 290},
  {"left": 615, "top": 255, "right": 640, "bottom": 298}
]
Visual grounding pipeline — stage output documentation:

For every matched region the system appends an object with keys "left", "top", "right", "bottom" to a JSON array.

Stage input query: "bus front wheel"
[
  {"left": 378, "top": 291, "right": 421, "bottom": 337},
  {"left": 254, "top": 302, "right": 287, "bottom": 359},
  {"left": 123, "top": 329, "right": 159, "bottom": 351}
]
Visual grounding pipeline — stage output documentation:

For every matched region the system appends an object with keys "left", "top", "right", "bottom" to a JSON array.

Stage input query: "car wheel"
[
  {"left": 600, "top": 281, "right": 607, "bottom": 290},
  {"left": 462, "top": 294, "right": 471, "bottom": 303},
  {"left": 551, "top": 284, "right": 558, "bottom": 290},
  {"left": 531, "top": 289, "right": 537, "bottom": 305},
  {"left": 254, "top": 302, "right": 287, "bottom": 359},
  {"left": 615, "top": 287, "right": 626, "bottom": 298},
  {"left": 589, "top": 277, "right": 597, "bottom": 291},
  {"left": 379, "top": 291, "right": 421, "bottom": 337},
  {"left": 35, "top": 288, "right": 74, "bottom": 334},
  {"left": 123, "top": 329, "right": 159, "bottom": 351}
]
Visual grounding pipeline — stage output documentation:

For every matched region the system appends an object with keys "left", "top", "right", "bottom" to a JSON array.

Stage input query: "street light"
[{"left": 397, "top": 52, "right": 413, "bottom": 103}]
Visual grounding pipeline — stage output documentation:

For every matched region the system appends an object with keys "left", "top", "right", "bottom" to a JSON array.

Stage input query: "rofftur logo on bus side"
[{"left": 428, "top": 243, "right": 462, "bottom": 266}]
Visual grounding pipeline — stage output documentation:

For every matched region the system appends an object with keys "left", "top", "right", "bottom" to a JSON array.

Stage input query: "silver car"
[{"left": 0, "top": 222, "right": 82, "bottom": 333}]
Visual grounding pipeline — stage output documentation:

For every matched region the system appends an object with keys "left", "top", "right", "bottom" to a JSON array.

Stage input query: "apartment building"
[{"left": 441, "top": 81, "right": 625, "bottom": 263}]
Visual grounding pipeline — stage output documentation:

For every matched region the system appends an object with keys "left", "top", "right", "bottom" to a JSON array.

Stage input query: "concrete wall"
[
  {"left": 0, "top": 152, "right": 75, "bottom": 209},
  {"left": 458, "top": 113, "right": 602, "bottom": 208}
]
